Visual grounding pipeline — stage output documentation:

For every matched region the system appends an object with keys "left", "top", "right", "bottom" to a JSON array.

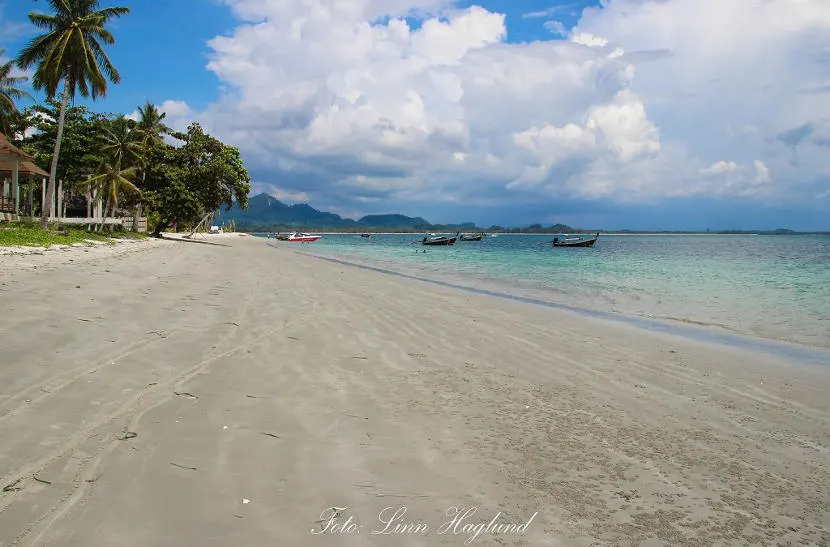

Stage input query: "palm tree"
[
  {"left": 84, "top": 115, "right": 140, "bottom": 232},
  {"left": 132, "top": 101, "right": 169, "bottom": 230},
  {"left": 0, "top": 49, "right": 32, "bottom": 136},
  {"left": 84, "top": 160, "right": 139, "bottom": 232},
  {"left": 135, "top": 101, "right": 170, "bottom": 146},
  {"left": 16, "top": 1, "right": 130, "bottom": 229},
  {"left": 101, "top": 115, "right": 141, "bottom": 168}
]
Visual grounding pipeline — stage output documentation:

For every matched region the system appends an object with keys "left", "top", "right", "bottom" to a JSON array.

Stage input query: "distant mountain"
[
  {"left": 216, "top": 193, "right": 579, "bottom": 233},
  {"left": 357, "top": 214, "right": 430, "bottom": 229},
  {"left": 218, "top": 193, "right": 358, "bottom": 229}
]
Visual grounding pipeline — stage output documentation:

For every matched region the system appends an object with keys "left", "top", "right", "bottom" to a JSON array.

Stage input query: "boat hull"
[
  {"left": 553, "top": 234, "right": 599, "bottom": 247},
  {"left": 422, "top": 237, "right": 456, "bottom": 246},
  {"left": 286, "top": 236, "right": 321, "bottom": 242}
]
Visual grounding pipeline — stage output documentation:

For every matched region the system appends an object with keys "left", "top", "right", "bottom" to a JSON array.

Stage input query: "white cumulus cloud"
[{"left": 170, "top": 0, "right": 830, "bottom": 214}]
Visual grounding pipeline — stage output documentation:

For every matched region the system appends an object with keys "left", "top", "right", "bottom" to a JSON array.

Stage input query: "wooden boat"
[
  {"left": 458, "top": 233, "right": 484, "bottom": 241},
  {"left": 552, "top": 233, "right": 599, "bottom": 247},
  {"left": 422, "top": 234, "right": 456, "bottom": 246}
]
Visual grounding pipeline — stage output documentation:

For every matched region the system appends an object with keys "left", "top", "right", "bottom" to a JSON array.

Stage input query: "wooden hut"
[{"left": 0, "top": 132, "right": 49, "bottom": 219}]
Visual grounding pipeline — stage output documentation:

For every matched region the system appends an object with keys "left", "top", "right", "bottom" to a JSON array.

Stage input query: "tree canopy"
[{"left": 142, "top": 123, "right": 251, "bottom": 236}]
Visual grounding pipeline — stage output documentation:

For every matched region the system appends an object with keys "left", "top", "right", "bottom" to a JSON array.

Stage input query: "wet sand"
[{"left": 0, "top": 235, "right": 828, "bottom": 546}]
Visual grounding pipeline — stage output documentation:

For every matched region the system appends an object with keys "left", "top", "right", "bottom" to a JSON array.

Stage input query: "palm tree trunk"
[
  {"left": 41, "top": 77, "right": 70, "bottom": 230},
  {"left": 108, "top": 197, "right": 117, "bottom": 233},
  {"left": 99, "top": 199, "right": 113, "bottom": 233}
]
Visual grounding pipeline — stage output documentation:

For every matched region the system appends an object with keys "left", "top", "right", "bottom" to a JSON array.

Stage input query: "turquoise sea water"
[{"left": 261, "top": 234, "right": 830, "bottom": 352}]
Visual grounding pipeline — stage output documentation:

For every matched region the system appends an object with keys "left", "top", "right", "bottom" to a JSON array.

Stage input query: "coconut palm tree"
[
  {"left": 135, "top": 101, "right": 170, "bottom": 146},
  {"left": 131, "top": 101, "right": 169, "bottom": 230},
  {"left": 101, "top": 115, "right": 141, "bottom": 168},
  {"left": 84, "top": 160, "right": 139, "bottom": 232},
  {"left": 0, "top": 49, "right": 32, "bottom": 136},
  {"left": 16, "top": 1, "right": 130, "bottom": 229},
  {"left": 83, "top": 115, "right": 140, "bottom": 232}
]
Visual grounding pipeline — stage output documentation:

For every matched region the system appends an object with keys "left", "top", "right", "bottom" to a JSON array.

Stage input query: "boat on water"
[
  {"left": 552, "top": 233, "right": 599, "bottom": 247},
  {"left": 422, "top": 234, "right": 456, "bottom": 246},
  {"left": 279, "top": 231, "right": 322, "bottom": 242},
  {"left": 458, "top": 232, "right": 484, "bottom": 241},
  {"left": 360, "top": 233, "right": 371, "bottom": 238}
]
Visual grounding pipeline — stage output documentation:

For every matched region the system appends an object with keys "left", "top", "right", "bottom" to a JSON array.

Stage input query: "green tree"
[
  {"left": 135, "top": 101, "right": 170, "bottom": 147},
  {"left": 22, "top": 102, "right": 107, "bottom": 194},
  {"left": 143, "top": 123, "right": 250, "bottom": 237},
  {"left": 81, "top": 115, "right": 141, "bottom": 232},
  {"left": 0, "top": 49, "right": 32, "bottom": 136},
  {"left": 132, "top": 101, "right": 170, "bottom": 230},
  {"left": 16, "top": 0, "right": 130, "bottom": 228},
  {"left": 99, "top": 115, "right": 140, "bottom": 168},
  {"left": 82, "top": 162, "right": 139, "bottom": 232}
]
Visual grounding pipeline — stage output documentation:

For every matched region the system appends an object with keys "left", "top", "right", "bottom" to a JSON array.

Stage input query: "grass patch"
[{"left": 0, "top": 224, "right": 147, "bottom": 248}]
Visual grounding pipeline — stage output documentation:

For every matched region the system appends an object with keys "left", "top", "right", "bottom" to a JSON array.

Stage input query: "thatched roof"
[
  {"left": 0, "top": 159, "right": 49, "bottom": 177},
  {"left": 0, "top": 132, "right": 34, "bottom": 161}
]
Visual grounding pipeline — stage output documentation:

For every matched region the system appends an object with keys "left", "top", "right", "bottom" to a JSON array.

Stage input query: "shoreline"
[
  {"left": 289, "top": 246, "right": 830, "bottom": 361},
  {"left": 2, "top": 236, "right": 828, "bottom": 545},
  {"left": 252, "top": 232, "right": 793, "bottom": 236}
]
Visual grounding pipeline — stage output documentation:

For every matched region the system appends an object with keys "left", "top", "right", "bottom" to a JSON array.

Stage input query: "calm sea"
[{"left": 260, "top": 233, "right": 830, "bottom": 353}]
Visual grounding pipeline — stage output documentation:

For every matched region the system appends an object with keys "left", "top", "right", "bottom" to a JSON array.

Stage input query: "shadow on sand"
[{"left": 155, "top": 234, "right": 232, "bottom": 247}]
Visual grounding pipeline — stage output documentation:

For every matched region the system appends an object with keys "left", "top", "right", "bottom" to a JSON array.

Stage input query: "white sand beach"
[{"left": 0, "top": 235, "right": 828, "bottom": 546}]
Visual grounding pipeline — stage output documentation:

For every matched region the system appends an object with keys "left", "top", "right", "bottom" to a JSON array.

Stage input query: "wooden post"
[
  {"left": 11, "top": 159, "right": 19, "bottom": 213},
  {"left": 27, "top": 180, "right": 33, "bottom": 216},
  {"left": 86, "top": 190, "right": 92, "bottom": 230},
  {"left": 41, "top": 178, "right": 46, "bottom": 216}
]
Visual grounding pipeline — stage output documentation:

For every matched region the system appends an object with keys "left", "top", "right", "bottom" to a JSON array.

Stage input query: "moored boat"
[
  {"left": 458, "top": 232, "right": 484, "bottom": 241},
  {"left": 282, "top": 231, "right": 322, "bottom": 242},
  {"left": 552, "top": 233, "right": 599, "bottom": 247},
  {"left": 422, "top": 234, "right": 456, "bottom": 246}
]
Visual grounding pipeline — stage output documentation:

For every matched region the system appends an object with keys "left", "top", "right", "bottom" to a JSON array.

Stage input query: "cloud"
[
  {"left": 126, "top": 100, "right": 194, "bottom": 143},
  {"left": 523, "top": 3, "right": 581, "bottom": 19},
  {"left": 171, "top": 0, "right": 830, "bottom": 217},
  {"left": 251, "top": 182, "right": 309, "bottom": 203},
  {"left": 543, "top": 20, "right": 567, "bottom": 36}
]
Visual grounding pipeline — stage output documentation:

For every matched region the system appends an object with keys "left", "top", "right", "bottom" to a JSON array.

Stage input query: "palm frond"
[
  {"left": 47, "top": 0, "right": 73, "bottom": 18},
  {"left": 87, "top": 36, "right": 120, "bottom": 84},
  {"left": 27, "top": 13, "right": 59, "bottom": 31},
  {"left": 95, "top": 6, "right": 130, "bottom": 21},
  {"left": 17, "top": 1, "right": 129, "bottom": 101}
]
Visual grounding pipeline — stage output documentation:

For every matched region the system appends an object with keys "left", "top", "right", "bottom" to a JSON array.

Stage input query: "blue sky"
[
  {"left": 2, "top": 0, "right": 829, "bottom": 230},
  {"left": 3, "top": 0, "right": 597, "bottom": 113}
]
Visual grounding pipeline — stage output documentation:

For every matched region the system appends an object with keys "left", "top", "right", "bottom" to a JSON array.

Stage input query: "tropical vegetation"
[
  {"left": 1, "top": 1, "right": 250, "bottom": 244},
  {"left": 0, "top": 49, "right": 32, "bottom": 135}
]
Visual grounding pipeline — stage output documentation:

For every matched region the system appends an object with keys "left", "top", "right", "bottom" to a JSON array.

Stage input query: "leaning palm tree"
[
  {"left": 16, "top": 1, "right": 130, "bottom": 229},
  {"left": 0, "top": 49, "right": 32, "bottom": 136}
]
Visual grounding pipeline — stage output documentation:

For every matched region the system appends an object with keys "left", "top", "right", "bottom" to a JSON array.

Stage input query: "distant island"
[{"left": 217, "top": 194, "right": 829, "bottom": 235}]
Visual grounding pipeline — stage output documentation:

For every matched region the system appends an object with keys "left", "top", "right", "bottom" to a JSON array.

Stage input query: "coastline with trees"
[{"left": 0, "top": 1, "right": 250, "bottom": 247}]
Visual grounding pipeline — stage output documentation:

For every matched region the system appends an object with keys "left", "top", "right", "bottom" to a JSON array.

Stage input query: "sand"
[{"left": 0, "top": 235, "right": 828, "bottom": 546}]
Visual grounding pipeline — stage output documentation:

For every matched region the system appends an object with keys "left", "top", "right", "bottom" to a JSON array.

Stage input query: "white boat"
[{"left": 279, "top": 231, "right": 321, "bottom": 242}]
